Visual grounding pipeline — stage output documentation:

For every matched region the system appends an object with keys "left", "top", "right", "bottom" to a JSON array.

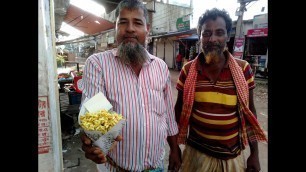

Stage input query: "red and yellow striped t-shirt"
[{"left": 176, "top": 54, "right": 255, "bottom": 159}]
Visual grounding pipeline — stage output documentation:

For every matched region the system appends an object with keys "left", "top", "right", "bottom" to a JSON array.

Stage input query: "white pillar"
[{"left": 38, "top": 0, "right": 63, "bottom": 171}]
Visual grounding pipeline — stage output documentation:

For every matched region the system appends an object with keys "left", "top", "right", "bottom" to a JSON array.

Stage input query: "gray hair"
[{"left": 115, "top": 0, "right": 149, "bottom": 23}]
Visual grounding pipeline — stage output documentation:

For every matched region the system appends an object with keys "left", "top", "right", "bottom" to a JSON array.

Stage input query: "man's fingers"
[
  {"left": 83, "top": 146, "right": 106, "bottom": 164},
  {"left": 81, "top": 144, "right": 92, "bottom": 153},
  {"left": 110, "top": 141, "right": 118, "bottom": 150},
  {"left": 110, "top": 135, "right": 122, "bottom": 150},
  {"left": 85, "top": 153, "right": 106, "bottom": 164},
  {"left": 115, "top": 135, "right": 122, "bottom": 141},
  {"left": 81, "top": 144, "right": 99, "bottom": 154},
  {"left": 93, "top": 148, "right": 103, "bottom": 155},
  {"left": 81, "top": 133, "right": 121, "bottom": 164},
  {"left": 80, "top": 132, "right": 91, "bottom": 145}
]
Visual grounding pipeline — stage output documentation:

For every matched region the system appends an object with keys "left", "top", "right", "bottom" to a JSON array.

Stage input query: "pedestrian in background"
[
  {"left": 175, "top": 8, "right": 267, "bottom": 172},
  {"left": 176, "top": 52, "right": 183, "bottom": 71},
  {"left": 79, "top": 0, "right": 181, "bottom": 171}
]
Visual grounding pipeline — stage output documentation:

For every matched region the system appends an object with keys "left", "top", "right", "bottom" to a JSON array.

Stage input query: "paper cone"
[{"left": 78, "top": 92, "right": 126, "bottom": 154}]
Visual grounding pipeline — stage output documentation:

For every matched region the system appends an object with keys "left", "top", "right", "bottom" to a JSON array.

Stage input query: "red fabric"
[
  {"left": 176, "top": 54, "right": 183, "bottom": 62},
  {"left": 177, "top": 57, "right": 198, "bottom": 144},
  {"left": 228, "top": 54, "right": 267, "bottom": 147}
]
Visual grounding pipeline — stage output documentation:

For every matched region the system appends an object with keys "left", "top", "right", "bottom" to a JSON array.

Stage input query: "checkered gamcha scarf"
[{"left": 177, "top": 53, "right": 267, "bottom": 147}]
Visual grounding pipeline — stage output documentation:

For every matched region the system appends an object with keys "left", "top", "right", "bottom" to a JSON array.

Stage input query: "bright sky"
[{"left": 191, "top": 0, "right": 268, "bottom": 28}]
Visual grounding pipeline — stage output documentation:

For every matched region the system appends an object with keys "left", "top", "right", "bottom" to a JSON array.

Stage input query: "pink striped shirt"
[{"left": 79, "top": 48, "right": 178, "bottom": 171}]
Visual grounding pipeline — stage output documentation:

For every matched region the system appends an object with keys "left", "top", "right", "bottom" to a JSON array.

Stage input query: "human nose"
[
  {"left": 126, "top": 23, "right": 135, "bottom": 32},
  {"left": 208, "top": 33, "right": 217, "bottom": 42}
]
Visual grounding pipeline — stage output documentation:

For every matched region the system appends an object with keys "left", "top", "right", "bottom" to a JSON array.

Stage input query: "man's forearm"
[
  {"left": 249, "top": 141, "right": 259, "bottom": 155},
  {"left": 167, "top": 135, "right": 180, "bottom": 153},
  {"left": 175, "top": 91, "right": 183, "bottom": 123}
]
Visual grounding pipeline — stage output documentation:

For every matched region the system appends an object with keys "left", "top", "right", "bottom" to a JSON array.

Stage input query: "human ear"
[{"left": 146, "top": 23, "right": 151, "bottom": 35}]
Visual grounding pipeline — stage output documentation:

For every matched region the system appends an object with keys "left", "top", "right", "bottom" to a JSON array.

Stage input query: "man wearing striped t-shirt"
[
  {"left": 175, "top": 8, "right": 267, "bottom": 172},
  {"left": 79, "top": 0, "right": 181, "bottom": 171}
]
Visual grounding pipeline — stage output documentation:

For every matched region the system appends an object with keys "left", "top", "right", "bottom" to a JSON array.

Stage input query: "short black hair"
[
  {"left": 115, "top": 0, "right": 149, "bottom": 23},
  {"left": 197, "top": 8, "right": 232, "bottom": 36}
]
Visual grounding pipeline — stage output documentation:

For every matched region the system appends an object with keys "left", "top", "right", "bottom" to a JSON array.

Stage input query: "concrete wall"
[
  {"left": 154, "top": 37, "right": 176, "bottom": 69},
  {"left": 232, "top": 20, "right": 254, "bottom": 37},
  {"left": 39, "top": 0, "right": 63, "bottom": 171},
  {"left": 164, "top": 39, "right": 175, "bottom": 68},
  {"left": 148, "top": 1, "right": 192, "bottom": 68},
  {"left": 156, "top": 41, "right": 165, "bottom": 60},
  {"left": 149, "top": 2, "right": 193, "bottom": 34},
  {"left": 243, "top": 22, "right": 253, "bottom": 36}
]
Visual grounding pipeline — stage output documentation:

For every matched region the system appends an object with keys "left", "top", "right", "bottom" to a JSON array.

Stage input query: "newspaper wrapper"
[{"left": 78, "top": 92, "right": 126, "bottom": 154}]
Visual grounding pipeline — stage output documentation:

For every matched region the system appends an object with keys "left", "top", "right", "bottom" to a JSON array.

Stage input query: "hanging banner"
[{"left": 233, "top": 38, "right": 245, "bottom": 59}]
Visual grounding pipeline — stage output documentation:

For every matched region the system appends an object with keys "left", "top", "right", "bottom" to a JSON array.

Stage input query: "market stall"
[
  {"left": 244, "top": 28, "right": 268, "bottom": 78},
  {"left": 57, "top": 61, "right": 83, "bottom": 137}
]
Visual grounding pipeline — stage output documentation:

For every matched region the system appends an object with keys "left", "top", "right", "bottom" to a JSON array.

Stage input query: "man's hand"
[
  {"left": 80, "top": 132, "right": 122, "bottom": 164},
  {"left": 246, "top": 153, "right": 261, "bottom": 172},
  {"left": 167, "top": 145, "right": 182, "bottom": 172}
]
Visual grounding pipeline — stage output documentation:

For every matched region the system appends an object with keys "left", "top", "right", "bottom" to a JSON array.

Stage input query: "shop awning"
[
  {"left": 151, "top": 28, "right": 197, "bottom": 39},
  {"left": 246, "top": 28, "right": 268, "bottom": 37},
  {"left": 63, "top": 4, "right": 115, "bottom": 35},
  {"left": 178, "top": 34, "right": 198, "bottom": 40}
]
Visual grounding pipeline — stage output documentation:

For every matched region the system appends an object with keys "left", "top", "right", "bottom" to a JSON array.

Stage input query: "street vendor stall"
[
  {"left": 244, "top": 28, "right": 268, "bottom": 78},
  {"left": 57, "top": 61, "right": 83, "bottom": 138}
]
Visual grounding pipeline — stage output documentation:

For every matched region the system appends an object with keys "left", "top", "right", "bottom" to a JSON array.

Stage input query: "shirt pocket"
[{"left": 144, "top": 87, "right": 166, "bottom": 117}]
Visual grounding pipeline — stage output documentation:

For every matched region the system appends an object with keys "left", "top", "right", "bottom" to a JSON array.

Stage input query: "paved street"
[{"left": 62, "top": 68, "right": 268, "bottom": 172}]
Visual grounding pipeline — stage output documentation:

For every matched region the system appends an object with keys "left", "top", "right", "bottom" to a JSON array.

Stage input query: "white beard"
[{"left": 117, "top": 42, "right": 148, "bottom": 66}]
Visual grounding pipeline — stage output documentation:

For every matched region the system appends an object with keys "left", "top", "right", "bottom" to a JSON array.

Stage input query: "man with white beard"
[
  {"left": 175, "top": 8, "right": 267, "bottom": 172},
  {"left": 79, "top": 0, "right": 181, "bottom": 171}
]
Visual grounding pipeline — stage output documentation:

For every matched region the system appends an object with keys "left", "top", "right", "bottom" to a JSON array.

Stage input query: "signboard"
[
  {"left": 247, "top": 28, "right": 268, "bottom": 37},
  {"left": 176, "top": 15, "right": 190, "bottom": 31},
  {"left": 38, "top": 96, "right": 51, "bottom": 154},
  {"left": 233, "top": 38, "right": 245, "bottom": 59},
  {"left": 253, "top": 13, "right": 267, "bottom": 29}
]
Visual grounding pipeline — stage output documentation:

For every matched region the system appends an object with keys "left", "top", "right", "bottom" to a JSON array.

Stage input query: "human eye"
[
  {"left": 134, "top": 20, "right": 144, "bottom": 25},
  {"left": 215, "top": 30, "right": 225, "bottom": 36},
  {"left": 118, "top": 19, "right": 127, "bottom": 24},
  {"left": 202, "top": 31, "right": 211, "bottom": 37}
]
